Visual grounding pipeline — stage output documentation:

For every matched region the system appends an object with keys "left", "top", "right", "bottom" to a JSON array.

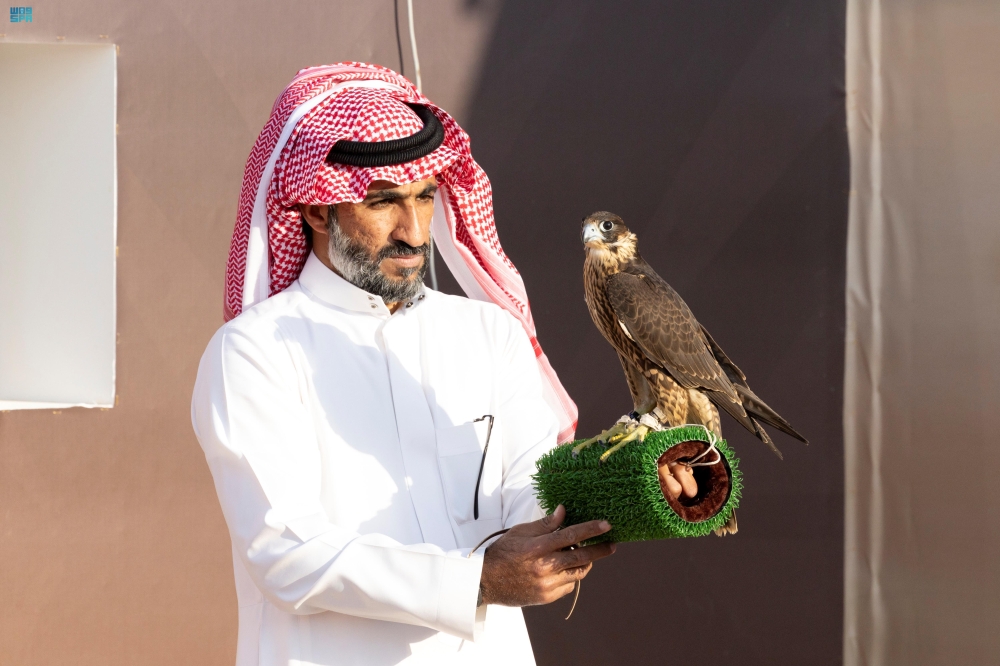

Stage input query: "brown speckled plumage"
[{"left": 581, "top": 211, "right": 807, "bottom": 458}]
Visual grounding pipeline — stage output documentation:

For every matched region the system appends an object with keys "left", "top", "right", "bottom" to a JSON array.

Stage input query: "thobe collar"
[{"left": 297, "top": 251, "right": 427, "bottom": 317}]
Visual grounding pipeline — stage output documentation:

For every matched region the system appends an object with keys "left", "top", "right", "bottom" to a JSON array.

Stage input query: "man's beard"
[{"left": 326, "top": 207, "right": 428, "bottom": 303}]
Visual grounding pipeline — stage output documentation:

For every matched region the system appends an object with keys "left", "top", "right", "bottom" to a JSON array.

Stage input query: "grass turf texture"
[{"left": 532, "top": 425, "right": 742, "bottom": 543}]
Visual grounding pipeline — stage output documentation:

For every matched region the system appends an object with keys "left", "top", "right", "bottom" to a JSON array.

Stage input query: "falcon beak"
[{"left": 582, "top": 223, "right": 602, "bottom": 246}]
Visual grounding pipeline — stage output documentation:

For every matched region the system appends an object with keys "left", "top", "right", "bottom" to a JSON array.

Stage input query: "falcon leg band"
[
  {"left": 638, "top": 413, "right": 664, "bottom": 431},
  {"left": 616, "top": 412, "right": 640, "bottom": 426}
]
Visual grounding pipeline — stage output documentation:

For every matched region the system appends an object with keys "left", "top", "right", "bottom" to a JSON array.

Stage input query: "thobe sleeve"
[
  {"left": 495, "top": 313, "right": 561, "bottom": 528},
  {"left": 191, "top": 324, "right": 483, "bottom": 641}
]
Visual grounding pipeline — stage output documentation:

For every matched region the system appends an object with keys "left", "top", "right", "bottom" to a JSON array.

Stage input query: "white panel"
[{"left": 0, "top": 44, "right": 116, "bottom": 408}]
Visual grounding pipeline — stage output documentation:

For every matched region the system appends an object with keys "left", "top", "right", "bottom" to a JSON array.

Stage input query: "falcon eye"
[{"left": 600, "top": 220, "right": 614, "bottom": 232}]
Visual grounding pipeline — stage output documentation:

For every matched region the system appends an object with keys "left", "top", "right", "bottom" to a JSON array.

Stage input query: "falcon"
[{"left": 573, "top": 211, "right": 807, "bottom": 469}]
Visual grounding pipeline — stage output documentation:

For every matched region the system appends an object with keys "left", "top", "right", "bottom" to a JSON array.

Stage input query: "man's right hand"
[{"left": 479, "top": 505, "right": 616, "bottom": 607}]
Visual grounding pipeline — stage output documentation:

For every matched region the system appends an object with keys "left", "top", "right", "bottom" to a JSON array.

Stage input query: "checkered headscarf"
[{"left": 224, "top": 62, "right": 577, "bottom": 442}]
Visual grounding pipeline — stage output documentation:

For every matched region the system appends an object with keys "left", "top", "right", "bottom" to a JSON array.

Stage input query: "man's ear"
[{"left": 299, "top": 204, "right": 330, "bottom": 236}]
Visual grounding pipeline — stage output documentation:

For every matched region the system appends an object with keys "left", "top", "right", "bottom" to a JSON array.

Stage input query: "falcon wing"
[
  {"left": 697, "top": 323, "right": 746, "bottom": 384},
  {"left": 604, "top": 262, "right": 738, "bottom": 402}
]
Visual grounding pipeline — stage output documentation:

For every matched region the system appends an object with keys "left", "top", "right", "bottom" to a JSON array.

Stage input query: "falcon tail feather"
[
  {"left": 751, "top": 417, "right": 783, "bottom": 461},
  {"left": 713, "top": 509, "right": 738, "bottom": 536},
  {"left": 734, "top": 384, "right": 809, "bottom": 444},
  {"left": 706, "top": 389, "right": 785, "bottom": 459},
  {"left": 706, "top": 391, "right": 759, "bottom": 436}
]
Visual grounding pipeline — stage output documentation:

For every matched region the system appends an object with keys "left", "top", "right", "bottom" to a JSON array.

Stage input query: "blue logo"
[{"left": 10, "top": 6, "right": 32, "bottom": 22}]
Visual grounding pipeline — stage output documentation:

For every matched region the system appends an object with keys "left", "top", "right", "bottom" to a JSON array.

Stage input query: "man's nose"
[{"left": 392, "top": 200, "right": 429, "bottom": 246}]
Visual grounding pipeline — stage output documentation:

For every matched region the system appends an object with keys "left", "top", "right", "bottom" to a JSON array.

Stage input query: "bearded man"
[{"left": 191, "top": 63, "right": 615, "bottom": 666}]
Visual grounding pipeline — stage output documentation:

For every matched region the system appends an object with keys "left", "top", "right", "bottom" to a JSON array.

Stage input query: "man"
[{"left": 191, "top": 63, "right": 614, "bottom": 665}]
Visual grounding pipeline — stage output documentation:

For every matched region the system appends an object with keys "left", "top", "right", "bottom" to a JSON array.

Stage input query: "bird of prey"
[{"left": 574, "top": 211, "right": 807, "bottom": 477}]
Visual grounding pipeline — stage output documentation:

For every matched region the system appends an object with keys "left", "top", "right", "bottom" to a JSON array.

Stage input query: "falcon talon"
[{"left": 571, "top": 421, "right": 631, "bottom": 457}]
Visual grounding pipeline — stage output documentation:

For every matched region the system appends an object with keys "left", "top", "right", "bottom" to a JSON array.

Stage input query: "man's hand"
[
  {"left": 659, "top": 462, "right": 698, "bottom": 500},
  {"left": 479, "top": 505, "right": 616, "bottom": 607}
]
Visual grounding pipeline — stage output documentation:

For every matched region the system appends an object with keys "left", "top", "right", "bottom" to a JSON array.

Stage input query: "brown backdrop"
[{"left": 0, "top": 2, "right": 847, "bottom": 664}]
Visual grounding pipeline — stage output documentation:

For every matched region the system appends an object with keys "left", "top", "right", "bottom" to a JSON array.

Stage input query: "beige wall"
[
  {"left": 845, "top": 1, "right": 1000, "bottom": 664},
  {"left": 3, "top": 2, "right": 853, "bottom": 664},
  {"left": 0, "top": 2, "right": 499, "bottom": 663}
]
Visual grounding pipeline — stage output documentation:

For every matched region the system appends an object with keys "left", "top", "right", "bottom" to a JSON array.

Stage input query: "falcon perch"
[{"left": 574, "top": 211, "right": 807, "bottom": 469}]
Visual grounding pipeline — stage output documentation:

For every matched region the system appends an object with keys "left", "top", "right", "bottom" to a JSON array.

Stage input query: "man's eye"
[{"left": 371, "top": 199, "right": 393, "bottom": 208}]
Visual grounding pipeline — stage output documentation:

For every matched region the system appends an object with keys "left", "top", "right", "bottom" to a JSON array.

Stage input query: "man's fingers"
[
  {"left": 669, "top": 463, "right": 698, "bottom": 498},
  {"left": 660, "top": 465, "right": 683, "bottom": 499},
  {"left": 543, "top": 519, "right": 612, "bottom": 550},
  {"left": 558, "top": 562, "right": 592, "bottom": 583},
  {"left": 514, "top": 505, "right": 566, "bottom": 537},
  {"left": 551, "top": 542, "right": 616, "bottom": 572}
]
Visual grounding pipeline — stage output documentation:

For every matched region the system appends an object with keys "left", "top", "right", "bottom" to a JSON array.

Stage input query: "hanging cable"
[
  {"left": 405, "top": 0, "right": 437, "bottom": 289},
  {"left": 394, "top": 0, "right": 405, "bottom": 77},
  {"left": 406, "top": 0, "right": 423, "bottom": 93}
]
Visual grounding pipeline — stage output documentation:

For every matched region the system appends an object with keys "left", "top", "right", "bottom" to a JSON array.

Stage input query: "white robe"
[{"left": 191, "top": 252, "right": 558, "bottom": 665}]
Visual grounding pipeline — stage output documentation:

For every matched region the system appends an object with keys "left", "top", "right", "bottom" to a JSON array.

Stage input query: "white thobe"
[{"left": 191, "top": 252, "right": 558, "bottom": 666}]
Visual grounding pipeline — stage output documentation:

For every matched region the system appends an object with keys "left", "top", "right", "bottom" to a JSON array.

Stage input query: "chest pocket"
[{"left": 436, "top": 417, "right": 502, "bottom": 525}]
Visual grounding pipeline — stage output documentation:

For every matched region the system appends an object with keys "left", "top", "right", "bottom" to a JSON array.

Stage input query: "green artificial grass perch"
[{"left": 533, "top": 425, "right": 742, "bottom": 543}]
